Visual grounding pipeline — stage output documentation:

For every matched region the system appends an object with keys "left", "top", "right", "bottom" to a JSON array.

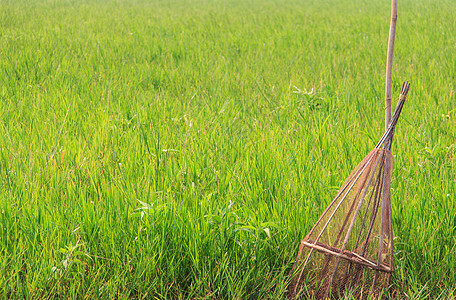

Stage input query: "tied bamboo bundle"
[{"left": 288, "top": 81, "right": 410, "bottom": 299}]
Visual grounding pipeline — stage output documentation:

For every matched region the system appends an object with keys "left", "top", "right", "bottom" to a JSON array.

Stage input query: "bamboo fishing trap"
[{"left": 288, "top": 81, "right": 410, "bottom": 299}]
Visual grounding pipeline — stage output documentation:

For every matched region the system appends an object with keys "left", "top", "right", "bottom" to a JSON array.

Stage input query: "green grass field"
[{"left": 1, "top": 0, "right": 455, "bottom": 298}]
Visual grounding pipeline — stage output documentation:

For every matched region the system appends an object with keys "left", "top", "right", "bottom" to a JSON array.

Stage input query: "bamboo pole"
[{"left": 385, "top": 0, "right": 398, "bottom": 130}]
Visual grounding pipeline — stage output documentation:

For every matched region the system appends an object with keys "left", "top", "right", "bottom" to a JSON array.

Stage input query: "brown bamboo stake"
[{"left": 385, "top": 0, "right": 398, "bottom": 130}]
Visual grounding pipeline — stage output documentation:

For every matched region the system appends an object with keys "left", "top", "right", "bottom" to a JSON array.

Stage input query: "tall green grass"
[{"left": 0, "top": 0, "right": 455, "bottom": 298}]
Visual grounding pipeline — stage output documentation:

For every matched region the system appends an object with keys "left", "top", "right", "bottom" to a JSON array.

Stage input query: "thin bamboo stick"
[{"left": 385, "top": 0, "right": 398, "bottom": 130}]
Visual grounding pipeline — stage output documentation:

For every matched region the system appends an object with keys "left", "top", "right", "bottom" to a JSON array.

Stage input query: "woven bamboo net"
[{"left": 289, "top": 81, "right": 410, "bottom": 299}]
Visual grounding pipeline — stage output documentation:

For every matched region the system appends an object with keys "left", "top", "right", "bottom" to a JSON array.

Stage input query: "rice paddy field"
[{"left": 0, "top": 0, "right": 455, "bottom": 298}]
